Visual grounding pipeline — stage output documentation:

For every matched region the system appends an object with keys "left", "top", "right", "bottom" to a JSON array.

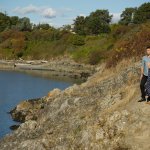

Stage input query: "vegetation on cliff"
[{"left": 0, "top": 2, "right": 149, "bottom": 65}]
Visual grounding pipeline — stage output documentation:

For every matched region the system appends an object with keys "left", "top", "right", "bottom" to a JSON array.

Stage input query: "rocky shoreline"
[
  {"left": 0, "top": 57, "right": 96, "bottom": 80},
  {"left": 9, "top": 89, "right": 62, "bottom": 129},
  {"left": 8, "top": 60, "right": 140, "bottom": 128}
]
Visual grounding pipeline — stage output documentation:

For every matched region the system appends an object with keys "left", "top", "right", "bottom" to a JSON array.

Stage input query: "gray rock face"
[{"left": 1, "top": 60, "right": 149, "bottom": 150}]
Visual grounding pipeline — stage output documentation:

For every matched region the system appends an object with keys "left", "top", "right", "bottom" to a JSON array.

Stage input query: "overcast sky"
[{"left": 0, "top": 0, "right": 149, "bottom": 28}]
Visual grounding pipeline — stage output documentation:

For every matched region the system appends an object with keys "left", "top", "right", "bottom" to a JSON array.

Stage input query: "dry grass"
[{"left": 85, "top": 57, "right": 139, "bottom": 86}]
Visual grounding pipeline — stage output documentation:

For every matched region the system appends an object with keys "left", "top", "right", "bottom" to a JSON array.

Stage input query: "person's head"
[{"left": 146, "top": 46, "right": 150, "bottom": 56}]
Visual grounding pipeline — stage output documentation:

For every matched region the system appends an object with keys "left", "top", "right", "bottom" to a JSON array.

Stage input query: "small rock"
[
  {"left": 47, "top": 88, "right": 61, "bottom": 97},
  {"left": 19, "top": 120, "right": 37, "bottom": 130},
  {"left": 96, "top": 128, "right": 105, "bottom": 140}
]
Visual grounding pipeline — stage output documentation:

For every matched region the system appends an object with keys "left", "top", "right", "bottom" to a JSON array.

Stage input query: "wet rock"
[
  {"left": 9, "top": 125, "right": 20, "bottom": 130},
  {"left": 9, "top": 98, "right": 45, "bottom": 122}
]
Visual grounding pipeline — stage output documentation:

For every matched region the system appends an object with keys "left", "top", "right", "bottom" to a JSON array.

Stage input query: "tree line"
[
  {"left": 0, "top": 2, "right": 149, "bottom": 34},
  {"left": 73, "top": 2, "right": 150, "bottom": 35},
  {"left": 0, "top": 12, "right": 55, "bottom": 32}
]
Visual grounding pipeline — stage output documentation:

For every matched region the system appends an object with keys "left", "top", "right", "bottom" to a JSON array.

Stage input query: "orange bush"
[
  {"left": 11, "top": 38, "right": 25, "bottom": 51},
  {"left": 106, "top": 23, "right": 150, "bottom": 68}
]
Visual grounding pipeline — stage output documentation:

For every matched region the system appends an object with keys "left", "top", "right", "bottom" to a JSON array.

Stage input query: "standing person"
[
  {"left": 139, "top": 46, "right": 150, "bottom": 102},
  {"left": 144, "top": 62, "right": 150, "bottom": 103}
]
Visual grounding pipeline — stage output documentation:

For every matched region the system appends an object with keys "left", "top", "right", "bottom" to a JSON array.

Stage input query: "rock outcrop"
[
  {"left": 9, "top": 97, "right": 45, "bottom": 123},
  {"left": 0, "top": 59, "right": 150, "bottom": 150}
]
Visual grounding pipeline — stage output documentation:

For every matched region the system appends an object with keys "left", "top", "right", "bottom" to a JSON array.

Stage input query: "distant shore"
[{"left": 0, "top": 58, "right": 96, "bottom": 80}]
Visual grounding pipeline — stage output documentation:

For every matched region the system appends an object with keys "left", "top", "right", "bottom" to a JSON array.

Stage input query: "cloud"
[
  {"left": 42, "top": 8, "right": 56, "bottom": 18},
  {"left": 13, "top": 4, "right": 56, "bottom": 19},
  {"left": 12, "top": 5, "right": 76, "bottom": 27},
  {"left": 13, "top": 5, "right": 39, "bottom": 14},
  {"left": 13, "top": 5, "right": 75, "bottom": 19},
  {"left": 111, "top": 13, "right": 121, "bottom": 23}
]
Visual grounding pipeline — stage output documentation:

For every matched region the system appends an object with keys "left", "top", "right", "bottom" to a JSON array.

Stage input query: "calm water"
[{"left": 0, "top": 70, "right": 82, "bottom": 139}]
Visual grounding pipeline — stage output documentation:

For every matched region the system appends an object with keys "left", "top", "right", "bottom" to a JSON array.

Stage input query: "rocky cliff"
[{"left": 0, "top": 58, "right": 150, "bottom": 150}]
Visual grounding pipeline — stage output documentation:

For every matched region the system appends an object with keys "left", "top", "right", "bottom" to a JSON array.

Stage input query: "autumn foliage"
[{"left": 106, "top": 23, "right": 150, "bottom": 68}]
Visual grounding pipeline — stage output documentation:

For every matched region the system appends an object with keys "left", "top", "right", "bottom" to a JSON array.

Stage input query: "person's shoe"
[
  {"left": 146, "top": 101, "right": 150, "bottom": 104},
  {"left": 138, "top": 98, "right": 146, "bottom": 102}
]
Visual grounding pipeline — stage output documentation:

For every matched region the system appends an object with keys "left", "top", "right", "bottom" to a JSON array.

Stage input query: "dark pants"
[{"left": 140, "top": 74, "right": 148, "bottom": 99}]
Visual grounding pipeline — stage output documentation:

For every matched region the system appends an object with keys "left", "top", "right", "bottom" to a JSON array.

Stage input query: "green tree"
[
  {"left": 119, "top": 7, "right": 137, "bottom": 25},
  {"left": 10, "top": 16, "right": 19, "bottom": 26},
  {"left": 0, "top": 12, "right": 10, "bottom": 32},
  {"left": 17, "top": 17, "right": 32, "bottom": 31},
  {"left": 73, "top": 16, "right": 86, "bottom": 35},
  {"left": 35, "top": 23, "right": 51, "bottom": 30},
  {"left": 85, "top": 9, "right": 112, "bottom": 35},
  {"left": 62, "top": 24, "right": 72, "bottom": 31},
  {"left": 133, "top": 2, "right": 150, "bottom": 24}
]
